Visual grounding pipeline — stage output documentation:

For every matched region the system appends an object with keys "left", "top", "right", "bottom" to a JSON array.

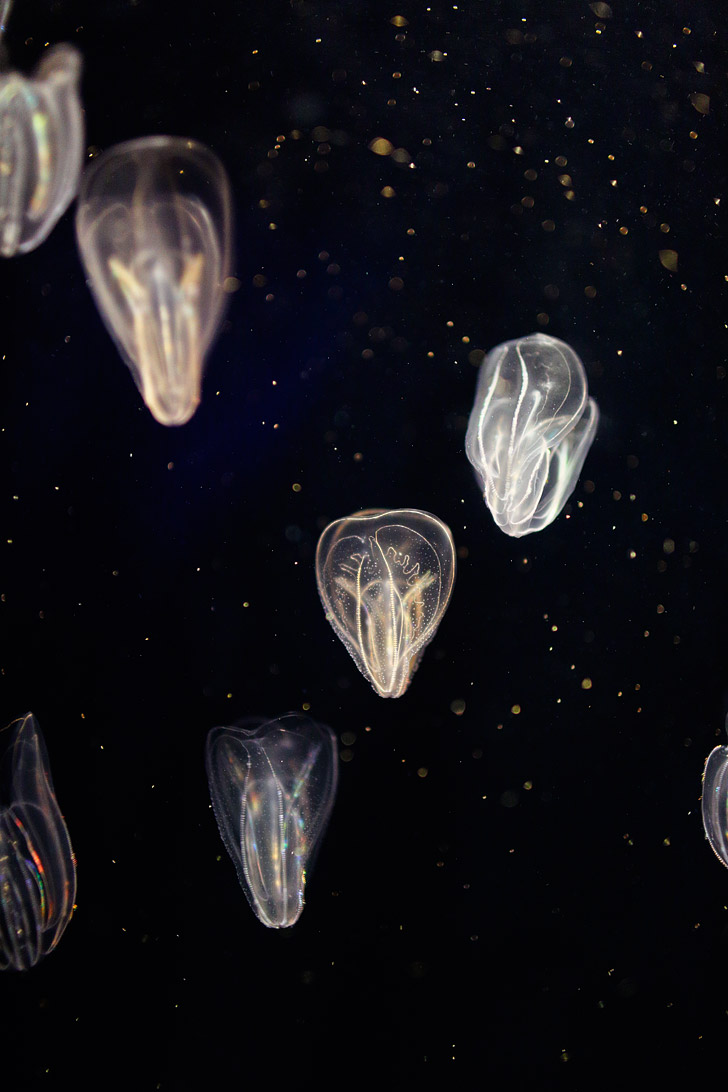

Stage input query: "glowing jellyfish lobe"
[
  {"left": 466, "top": 333, "right": 599, "bottom": 537},
  {"left": 0, "top": 713, "right": 76, "bottom": 971},
  {"left": 702, "top": 717, "right": 728, "bottom": 869},
  {"left": 0, "top": 45, "right": 84, "bottom": 256},
  {"left": 205, "top": 714, "right": 338, "bottom": 929},
  {"left": 75, "top": 136, "right": 233, "bottom": 426},
  {"left": 315, "top": 508, "right": 456, "bottom": 699}
]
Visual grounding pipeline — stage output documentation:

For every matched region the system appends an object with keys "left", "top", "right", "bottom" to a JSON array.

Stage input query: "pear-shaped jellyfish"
[
  {"left": 0, "top": 713, "right": 76, "bottom": 970},
  {"left": 702, "top": 717, "right": 728, "bottom": 869},
  {"left": 75, "top": 136, "right": 233, "bottom": 426},
  {"left": 0, "top": 43, "right": 84, "bottom": 256},
  {"left": 206, "top": 714, "right": 338, "bottom": 929},
  {"left": 466, "top": 333, "right": 599, "bottom": 537},
  {"left": 316, "top": 508, "right": 456, "bottom": 699}
]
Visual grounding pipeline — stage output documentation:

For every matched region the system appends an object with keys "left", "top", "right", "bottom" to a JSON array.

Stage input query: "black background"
[{"left": 0, "top": 0, "right": 727, "bottom": 1085}]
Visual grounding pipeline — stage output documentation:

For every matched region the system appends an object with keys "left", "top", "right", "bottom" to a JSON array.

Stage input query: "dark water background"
[{"left": 0, "top": 0, "right": 726, "bottom": 1084}]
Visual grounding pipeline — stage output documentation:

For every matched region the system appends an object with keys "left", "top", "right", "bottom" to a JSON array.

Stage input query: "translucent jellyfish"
[
  {"left": 75, "top": 136, "right": 233, "bottom": 426},
  {"left": 466, "top": 333, "right": 599, "bottom": 537},
  {"left": 315, "top": 508, "right": 456, "bottom": 699},
  {"left": 0, "top": 44, "right": 84, "bottom": 256},
  {"left": 702, "top": 717, "right": 728, "bottom": 869},
  {"left": 0, "top": 713, "right": 76, "bottom": 970},
  {"left": 206, "top": 714, "right": 338, "bottom": 929}
]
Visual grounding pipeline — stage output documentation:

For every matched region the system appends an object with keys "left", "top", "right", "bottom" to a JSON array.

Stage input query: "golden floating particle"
[
  {"left": 390, "top": 15, "right": 408, "bottom": 26},
  {"left": 511, "top": 704, "right": 521, "bottom": 715},
  {"left": 536, "top": 312, "right": 549, "bottom": 326},
  {"left": 690, "top": 92, "right": 710, "bottom": 115},
  {"left": 524, "top": 168, "right": 538, "bottom": 180},
  {"left": 581, "top": 678, "right": 593, "bottom": 690},
  {"left": 559, "top": 56, "right": 573, "bottom": 67},
  {"left": 693, "top": 61, "right": 705, "bottom": 74},
  {"left": 417, "top": 767, "right": 428, "bottom": 778},
  {"left": 380, "top": 185, "right": 396, "bottom": 198},
  {"left": 663, "top": 539, "right": 675, "bottom": 554},
  {"left": 584, "top": 285, "right": 597, "bottom": 298},
  {"left": 558, "top": 173, "right": 572, "bottom": 186},
  {"left": 660, "top": 222, "right": 670, "bottom": 233},
  {"left": 555, "top": 155, "right": 568, "bottom": 167},
  {"left": 450, "top": 699, "right": 466, "bottom": 716},
  {"left": 542, "top": 219, "right": 556, "bottom": 232},
  {"left": 429, "top": 50, "right": 445, "bottom": 62},
  {"left": 292, "top": 483, "right": 302, "bottom": 493},
  {"left": 223, "top": 277, "right": 241, "bottom": 293},
  {"left": 659, "top": 249, "right": 678, "bottom": 271},
  {"left": 589, "top": 1, "right": 612, "bottom": 16},
  {"left": 369, "top": 137, "right": 394, "bottom": 156},
  {"left": 521, "top": 195, "right": 534, "bottom": 208}
]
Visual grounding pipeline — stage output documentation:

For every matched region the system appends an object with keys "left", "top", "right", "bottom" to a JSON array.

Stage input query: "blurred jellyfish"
[
  {"left": 702, "top": 716, "right": 728, "bottom": 870},
  {"left": 75, "top": 136, "right": 233, "bottom": 425},
  {"left": 0, "top": 713, "right": 76, "bottom": 970},
  {"left": 0, "top": 33, "right": 84, "bottom": 257}
]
